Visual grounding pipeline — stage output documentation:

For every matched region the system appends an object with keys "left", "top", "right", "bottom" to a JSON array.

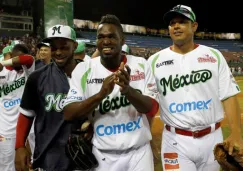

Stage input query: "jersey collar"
[{"left": 106, "top": 55, "right": 127, "bottom": 72}]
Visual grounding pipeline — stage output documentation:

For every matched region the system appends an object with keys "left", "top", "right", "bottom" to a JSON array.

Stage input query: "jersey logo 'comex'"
[
  {"left": 160, "top": 69, "right": 212, "bottom": 96},
  {"left": 169, "top": 99, "right": 212, "bottom": 113},
  {"left": 52, "top": 26, "right": 61, "bottom": 35},
  {"left": 96, "top": 116, "right": 142, "bottom": 136},
  {"left": 0, "top": 77, "right": 25, "bottom": 98},
  {"left": 45, "top": 93, "right": 66, "bottom": 112}
]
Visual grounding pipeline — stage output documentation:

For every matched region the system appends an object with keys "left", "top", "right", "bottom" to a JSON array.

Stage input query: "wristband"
[{"left": 0, "top": 59, "right": 13, "bottom": 66}]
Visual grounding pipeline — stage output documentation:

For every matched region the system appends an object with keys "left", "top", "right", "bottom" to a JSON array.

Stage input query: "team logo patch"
[
  {"left": 198, "top": 54, "right": 217, "bottom": 63},
  {"left": 156, "top": 60, "right": 174, "bottom": 68},
  {"left": 164, "top": 153, "right": 180, "bottom": 171},
  {"left": 130, "top": 70, "right": 145, "bottom": 81}
]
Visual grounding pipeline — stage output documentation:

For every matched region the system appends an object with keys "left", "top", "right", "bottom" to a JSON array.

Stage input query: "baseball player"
[
  {"left": 148, "top": 5, "right": 243, "bottom": 171},
  {"left": 74, "top": 41, "right": 91, "bottom": 62},
  {"left": 0, "top": 44, "right": 35, "bottom": 171},
  {"left": 63, "top": 14, "right": 159, "bottom": 171},
  {"left": 14, "top": 25, "right": 81, "bottom": 171}
]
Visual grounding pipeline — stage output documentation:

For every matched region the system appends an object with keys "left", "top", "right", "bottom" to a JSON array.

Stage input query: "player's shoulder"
[
  {"left": 126, "top": 55, "right": 146, "bottom": 63},
  {"left": 28, "top": 63, "right": 50, "bottom": 80},
  {"left": 74, "top": 56, "right": 100, "bottom": 73},
  {"left": 198, "top": 44, "right": 222, "bottom": 54},
  {"left": 147, "top": 47, "right": 170, "bottom": 63}
]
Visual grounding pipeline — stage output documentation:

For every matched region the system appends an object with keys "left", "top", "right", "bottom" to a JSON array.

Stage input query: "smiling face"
[
  {"left": 39, "top": 46, "right": 51, "bottom": 61},
  {"left": 168, "top": 15, "right": 198, "bottom": 46},
  {"left": 96, "top": 23, "right": 124, "bottom": 60},
  {"left": 50, "top": 38, "right": 77, "bottom": 67}
]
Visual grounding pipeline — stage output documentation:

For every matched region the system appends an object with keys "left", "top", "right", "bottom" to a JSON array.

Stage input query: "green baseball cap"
[
  {"left": 122, "top": 44, "right": 129, "bottom": 54},
  {"left": 163, "top": 5, "right": 196, "bottom": 25},
  {"left": 2, "top": 45, "right": 13, "bottom": 55},
  {"left": 74, "top": 42, "right": 86, "bottom": 53},
  {"left": 43, "top": 25, "right": 76, "bottom": 42}
]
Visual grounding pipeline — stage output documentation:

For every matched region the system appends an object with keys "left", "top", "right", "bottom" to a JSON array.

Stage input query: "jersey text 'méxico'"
[
  {"left": 0, "top": 63, "right": 34, "bottom": 137},
  {"left": 64, "top": 55, "right": 158, "bottom": 151},
  {"left": 148, "top": 45, "right": 240, "bottom": 130}
]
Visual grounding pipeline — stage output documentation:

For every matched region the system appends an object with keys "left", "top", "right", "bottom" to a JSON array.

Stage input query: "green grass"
[{"left": 222, "top": 126, "right": 243, "bottom": 139}]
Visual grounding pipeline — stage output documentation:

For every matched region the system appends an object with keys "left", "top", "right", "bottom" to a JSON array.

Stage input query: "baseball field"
[{"left": 151, "top": 76, "right": 243, "bottom": 171}]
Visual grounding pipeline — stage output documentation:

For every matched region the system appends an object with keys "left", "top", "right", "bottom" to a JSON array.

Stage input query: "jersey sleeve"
[
  {"left": 64, "top": 63, "right": 88, "bottom": 106},
  {"left": 217, "top": 50, "right": 241, "bottom": 100},
  {"left": 19, "top": 72, "right": 38, "bottom": 117},
  {"left": 143, "top": 59, "right": 159, "bottom": 102}
]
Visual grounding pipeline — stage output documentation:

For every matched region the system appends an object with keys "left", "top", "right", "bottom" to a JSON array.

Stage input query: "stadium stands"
[{"left": 79, "top": 31, "right": 243, "bottom": 52}]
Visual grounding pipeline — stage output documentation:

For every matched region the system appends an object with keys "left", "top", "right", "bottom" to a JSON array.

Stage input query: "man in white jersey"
[
  {"left": 148, "top": 5, "right": 243, "bottom": 171},
  {"left": 0, "top": 44, "right": 35, "bottom": 171},
  {"left": 63, "top": 14, "right": 159, "bottom": 171}
]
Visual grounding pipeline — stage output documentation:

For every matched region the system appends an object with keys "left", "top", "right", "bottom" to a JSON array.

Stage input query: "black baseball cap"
[{"left": 163, "top": 5, "right": 196, "bottom": 26}]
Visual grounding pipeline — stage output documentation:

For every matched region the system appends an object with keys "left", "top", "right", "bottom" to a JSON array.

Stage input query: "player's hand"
[
  {"left": 114, "top": 62, "right": 131, "bottom": 94},
  {"left": 99, "top": 74, "right": 116, "bottom": 98},
  {"left": 15, "top": 147, "right": 31, "bottom": 171},
  {"left": 0, "top": 63, "right": 3, "bottom": 72},
  {"left": 223, "top": 134, "right": 243, "bottom": 155}
]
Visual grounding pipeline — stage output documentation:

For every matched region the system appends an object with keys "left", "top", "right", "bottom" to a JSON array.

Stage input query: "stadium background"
[{"left": 1, "top": 0, "right": 243, "bottom": 170}]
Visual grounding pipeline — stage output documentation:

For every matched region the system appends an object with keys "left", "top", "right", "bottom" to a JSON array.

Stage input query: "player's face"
[
  {"left": 168, "top": 16, "right": 198, "bottom": 46},
  {"left": 39, "top": 46, "right": 51, "bottom": 60},
  {"left": 96, "top": 23, "right": 124, "bottom": 60},
  {"left": 50, "top": 38, "right": 77, "bottom": 67}
]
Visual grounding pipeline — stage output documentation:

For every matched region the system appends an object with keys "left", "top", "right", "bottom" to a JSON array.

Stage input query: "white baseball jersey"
[
  {"left": 0, "top": 63, "right": 35, "bottom": 137},
  {"left": 148, "top": 45, "right": 240, "bottom": 130},
  {"left": 83, "top": 54, "right": 91, "bottom": 61},
  {"left": 64, "top": 55, "right": 158, "bottom": 150}
]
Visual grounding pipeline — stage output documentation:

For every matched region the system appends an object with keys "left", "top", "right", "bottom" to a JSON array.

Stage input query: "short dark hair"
[
  {"left": 99, "top": 14, "right": 124, "bottom": 37},
  {"left": 12, "top": 44, "right": 29, "bottom": 54}
]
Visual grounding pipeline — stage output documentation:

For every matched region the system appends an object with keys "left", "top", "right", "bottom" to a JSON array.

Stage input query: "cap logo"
[{"left": 52, "top": 26, "right": 61, "bottom": 35}]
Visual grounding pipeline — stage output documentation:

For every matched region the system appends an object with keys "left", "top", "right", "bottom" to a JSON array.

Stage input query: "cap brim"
[
  {"left": 36, "top": 42, "right": 50, "bottom": 49},
  {"left": 163, "top": 11, "right": 192, "bottom": 26},
  {"left": 42, "top": 37, "right": 75, "bottom": 43}
]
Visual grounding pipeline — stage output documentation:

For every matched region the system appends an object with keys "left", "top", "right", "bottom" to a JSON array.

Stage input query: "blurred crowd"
[{"left": 1, "top": 34, "right": 243, "bottom": 75}]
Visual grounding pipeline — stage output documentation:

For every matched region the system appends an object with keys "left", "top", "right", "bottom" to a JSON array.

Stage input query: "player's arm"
[
  {"left": 15, "top": 73, "right": 38, "bottom": 170},
  {"left": 15, "top": 73, "right": 37, "bottom": 149},
  {"left": 115, "top": 61, "right": 159, "bottom": 117},
  {"left": 217, "top": 49, "right": 242, "bottom": 154},
  {"left": 64, "top": 72, "right": 115, "bottom": 120},
  {"left": 0, "top": 54, "right": 34, "bottom": 71},
  {"left": 223, "top": 96, "right": 241, "bottom": 135}
]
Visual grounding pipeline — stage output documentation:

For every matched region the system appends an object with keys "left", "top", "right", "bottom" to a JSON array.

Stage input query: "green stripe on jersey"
[
  {"left": 151, "top": 54, "right": 160, "bottom": 74},
  {"left": 210, "top": 49, "right": 221, "bottom": 68},
  {"left": 81, "top": 68, "right": 91, "bottom": 93},
  {"left": 138, "top": 63, "right": 144, "bottom": 70}
]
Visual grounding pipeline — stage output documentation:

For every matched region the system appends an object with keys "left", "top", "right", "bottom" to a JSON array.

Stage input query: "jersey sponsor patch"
[
  {"left": 96, "top": 116, "right": 142, "bottom": 136},
  {"left": 169, "top": 99, "right": 212, "bottom": 113},
  {"left": 164, "top": 153, "right": 180, "bottom": 171},
  {"left": 198, "top": 54, "right": 217, "bottom": 63},
  {"left": 156, "top": 60, "right": 174, "bottom": 68},
  {"left": 130, "top": 70, "right": 145, "bottom": 81},
  {"left": 3, "top": 97, "right": 21, "bottom": 109}
]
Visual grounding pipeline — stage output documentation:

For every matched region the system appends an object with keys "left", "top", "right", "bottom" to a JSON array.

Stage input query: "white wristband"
[{"left": 0, "top": 59, "right": 13, "bottom": 66}]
